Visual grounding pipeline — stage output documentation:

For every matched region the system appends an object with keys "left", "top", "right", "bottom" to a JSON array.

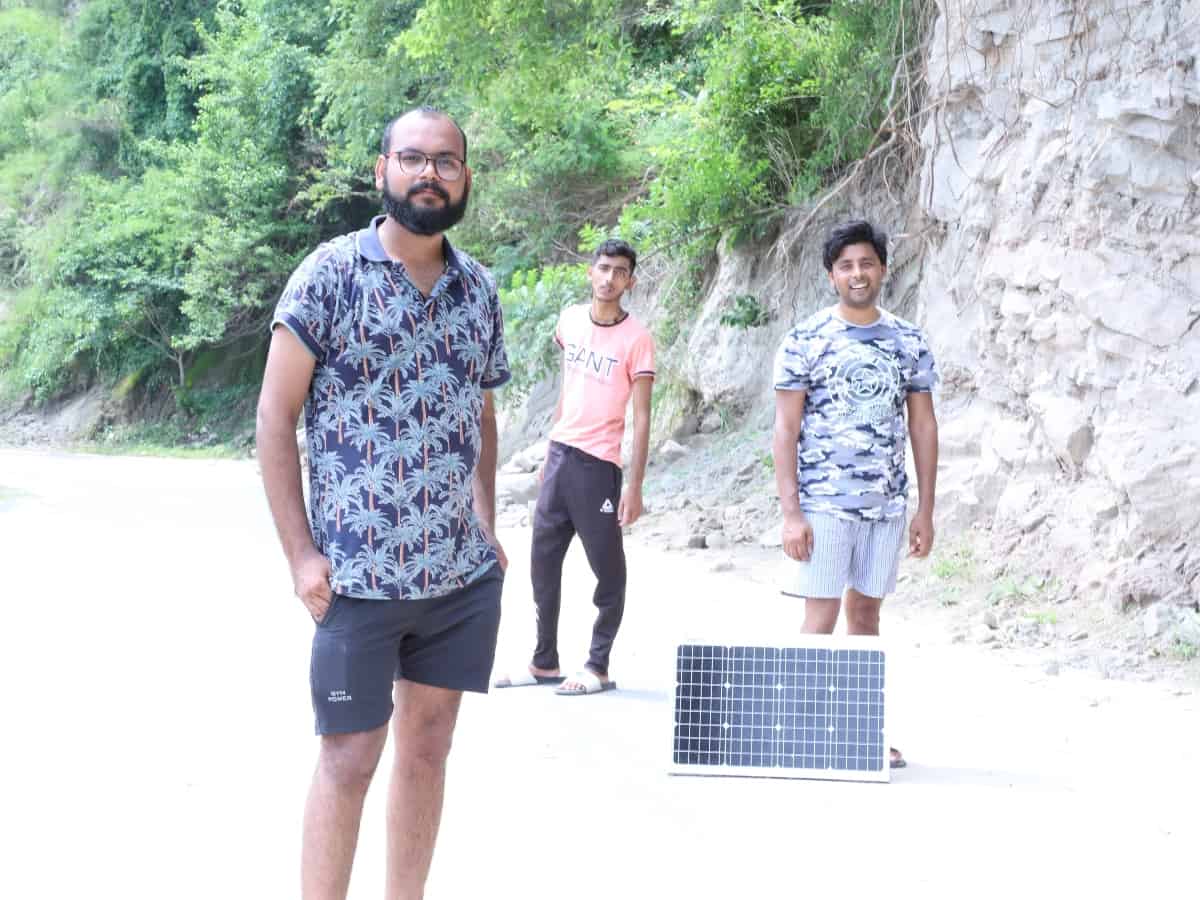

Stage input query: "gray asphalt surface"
[{"left": 1, "top": 449, "right": 1195, "bottom": 898}]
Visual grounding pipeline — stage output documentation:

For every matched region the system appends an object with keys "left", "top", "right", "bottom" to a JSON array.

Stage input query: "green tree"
[
  {"left": 0, "top": 0, "right": 930, "bottom": 424},
  {"left": 499, "top": 263, "right": 588, "bottom": 404},
  {"left": 71, "top": 0, "right": 219, "bottom": 170}
]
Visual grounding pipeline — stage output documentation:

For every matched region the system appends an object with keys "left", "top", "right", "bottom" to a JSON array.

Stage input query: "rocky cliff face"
[
  {"left": 919, "top": 0, "right": 1199, "bottom": 610},
  {"left": 626, "top": 0, "right": 1199, "bottom": 618}
]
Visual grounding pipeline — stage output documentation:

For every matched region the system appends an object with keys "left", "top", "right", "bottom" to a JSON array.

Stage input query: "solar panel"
[{"left": 670, "top": 638, "right": 889, "bottom": 782}]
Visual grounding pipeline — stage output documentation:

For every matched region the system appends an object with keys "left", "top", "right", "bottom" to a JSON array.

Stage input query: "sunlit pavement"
[{"left": 2, "top": 449, "right": 1195, "bottom": 898}]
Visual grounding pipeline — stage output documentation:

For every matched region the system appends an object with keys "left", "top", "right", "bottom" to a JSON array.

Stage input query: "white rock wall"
[
  {"left": 640, "top": 0, "right": 1199, "bottom": 608},
  {"left": 918, "top": 0, "right": 1200, "bottom": 603}
]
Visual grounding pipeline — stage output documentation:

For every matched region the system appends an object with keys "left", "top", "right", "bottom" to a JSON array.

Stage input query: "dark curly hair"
[{"left": 822, "top": 220, "right": 888, "bottom": 271}]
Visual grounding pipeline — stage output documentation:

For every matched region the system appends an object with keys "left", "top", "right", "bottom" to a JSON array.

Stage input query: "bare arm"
[
  {"left": 773, "top": 389, "right": 813, "bottom": 561},
  {"left": 906, "top": 391, "right": 939, "bottom": 557},
  {"left": 256, "top": 327, "right": 331, "bottom": 617},
  {"left": 473, "top": 390, "right": 499, "bottom": 533},
  {"left": 539, "top": 364, "right": 565, "bottom": 483},
  {"left": 550, "top": 375, "right": 565, "bottom": 427},
  {"left": 618, "top": 376, "right": 653, "bottom": 526},
  {"left": 473, "top": 390, "right": 507, "bottom": 570}
]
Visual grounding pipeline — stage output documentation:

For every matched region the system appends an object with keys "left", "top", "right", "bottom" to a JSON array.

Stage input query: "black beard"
[{"left": 382, "top": 180, "right": 469, "bottom": 236}]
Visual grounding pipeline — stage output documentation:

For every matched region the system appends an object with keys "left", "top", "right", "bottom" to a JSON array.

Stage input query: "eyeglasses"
[{"left": 388, "top": 149, "right": 465, "bottom": 181}]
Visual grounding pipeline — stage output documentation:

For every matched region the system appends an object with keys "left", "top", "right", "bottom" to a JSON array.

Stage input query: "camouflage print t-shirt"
[{"left": 773, "top": 307, "right": 937, "bottom": 521}]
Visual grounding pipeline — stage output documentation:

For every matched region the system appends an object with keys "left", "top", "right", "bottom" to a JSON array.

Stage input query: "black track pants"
[{"left": 530, "top": 441, "right": 626, "bottom": 676}]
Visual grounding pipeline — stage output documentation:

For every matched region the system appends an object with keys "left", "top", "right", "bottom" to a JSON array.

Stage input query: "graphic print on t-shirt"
[
  {"left": 549, "top": 304, "right": 656, "bottom": 466},
  {"left": 563, "top": 340, "right": 620, "bottom": 381},
  {"left": 824, "top": 341, "right": 903, "bottom": 427}
]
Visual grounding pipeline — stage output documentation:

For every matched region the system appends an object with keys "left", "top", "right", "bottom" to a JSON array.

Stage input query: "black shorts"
[{"left": 310, "top": 566, "right": 504, "bottom": 735}]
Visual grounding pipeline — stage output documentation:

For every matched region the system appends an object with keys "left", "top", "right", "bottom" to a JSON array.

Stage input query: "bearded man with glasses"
[{"left": 257, "top": 107, "right": 510, "bottom": 899}]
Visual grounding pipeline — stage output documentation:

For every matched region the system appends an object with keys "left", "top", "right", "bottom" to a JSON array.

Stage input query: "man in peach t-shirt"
[{"left": 496, "top": 239, "right": 654, "bottom": 695}]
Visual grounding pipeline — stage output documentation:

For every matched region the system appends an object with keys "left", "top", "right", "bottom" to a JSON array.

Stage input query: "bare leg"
[
  {"left": 801, "top": 596, "right": 841, "bottom": 634},
  {"left": 301, "top": 725, "right": 389, "bottom": 899},
  {"left": 843, "top": 588, "right": 902, "bottom": 765},
  {"left": 843, "top": 588, "right": 881, "bottom": 636},
  {"left": 385, "top": 680, "right": 463, "bottom": 900}
]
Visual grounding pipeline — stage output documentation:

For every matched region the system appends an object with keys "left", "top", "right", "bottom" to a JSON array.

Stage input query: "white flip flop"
[
  {"left": 493, "top": 669, "right": 567, "bottom": 688},
  {"left": 554, "top": 669, "right": 618, "bottom": 695}
]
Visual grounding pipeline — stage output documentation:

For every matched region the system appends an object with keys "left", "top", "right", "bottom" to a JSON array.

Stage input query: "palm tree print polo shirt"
[{"left": 272, "top": 216, "right": 511, "bottom": 600}]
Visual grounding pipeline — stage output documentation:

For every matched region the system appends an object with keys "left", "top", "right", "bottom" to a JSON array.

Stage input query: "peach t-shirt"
[{"left": 549, "top": 304, "right": 655, "bottom": 466}]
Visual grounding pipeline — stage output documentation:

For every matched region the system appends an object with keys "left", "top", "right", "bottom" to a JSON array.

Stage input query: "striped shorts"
[{"left": 781, "top": 512, "right": 907, "bottom": 600}]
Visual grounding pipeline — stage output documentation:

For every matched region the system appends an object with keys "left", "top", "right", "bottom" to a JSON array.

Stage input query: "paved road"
[{"left": 2, "top": 449, "right": 1196, "bottom": 898}]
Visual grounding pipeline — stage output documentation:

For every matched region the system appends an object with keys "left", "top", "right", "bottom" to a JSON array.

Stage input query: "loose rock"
[
  {"left": 758, "top": 525, "right": 782, "bottom": 549},
  {"left": 1092, "top": 655, "right": 1114, "bottom": 680},
  {"left": 698, "top": 410, "right": 723, "bottom": 434},
  {"left": 1143, "top": 604, "right": 1173, "bottom": 638},
  {"left": 658, "top": 440, "right": 690, "bottom": 462},
  {"left": 736, "top": 460, "right": 760, "bottom": 480},
  {"left": 496, "top": 471, "right": 540, "bottom": 506},
  {"left": 1170, "top": 610, "right": 1200, "bottom": 646},
  {"left": 511, "top": 440, "right": 549, "bottom": 472},
  {"left": 1020, "top": 511, "right": 1048, "bottom": 533}
]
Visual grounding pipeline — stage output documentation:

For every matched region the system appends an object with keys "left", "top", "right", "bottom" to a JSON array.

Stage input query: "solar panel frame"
[{"left": 670, "top": 634, "right": 890, "bottom": 783}]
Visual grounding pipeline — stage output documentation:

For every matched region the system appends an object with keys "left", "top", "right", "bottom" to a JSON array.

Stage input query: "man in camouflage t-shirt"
[
  {"left": 257, "top": 108, "right": 508, "bottom": 898},
  {"left": 772, "top": 220, "right": 939, "bottom": 770}
]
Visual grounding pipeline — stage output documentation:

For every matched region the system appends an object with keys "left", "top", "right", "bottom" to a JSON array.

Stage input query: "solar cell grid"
[{"left": 672, "top": 641, "right": 888, "bottom": 781}]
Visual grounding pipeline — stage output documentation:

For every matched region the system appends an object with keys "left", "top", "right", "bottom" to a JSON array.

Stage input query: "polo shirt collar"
[{"left": 356, "top": 215, "right": 464, "bottom": 276}]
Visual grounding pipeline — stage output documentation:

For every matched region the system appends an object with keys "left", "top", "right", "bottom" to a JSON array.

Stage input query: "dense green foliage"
[
  {"left": 499, "top": 263, "right": 589, "bottom": 402},
  {"left": 719, "top": 293, "right": 771, "bottom": 329},
  {"left": 0, "top": 0, "right": 924, "bottom": 416}
]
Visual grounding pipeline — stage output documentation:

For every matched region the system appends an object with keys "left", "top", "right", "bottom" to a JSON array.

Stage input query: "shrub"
[{"left": 499, "top": 263, "right": 588, "bottom": 403}]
